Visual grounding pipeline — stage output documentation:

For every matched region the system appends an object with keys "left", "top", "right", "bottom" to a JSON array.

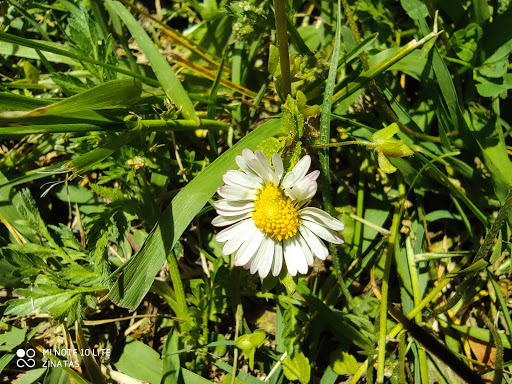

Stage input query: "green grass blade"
[
  {"left": 332, "top": 31, "right": 440, "bottom": 104},
  {"left": 319, "top": 0, "right": 342, "bottom": 214},
  {"left": 0, "top": 123, "right": 122, "bottom": 136},
  {"left": 109, "top": 118, "right": 281, "bottom": 309},
  {"left": 0, "top": 78, "right": 141, "bottom": 119},
  {"left": 415, "top": 152, "right": 488, "bottom": 226},
  {"left": 0, "top": 32, "right": 158, "bottom": 85},
  {"left": 109, "top": 0, "right": 199, "bottom": 124},
  {"left": 0, "top": 92, "right": 55, "bottom": 111}
]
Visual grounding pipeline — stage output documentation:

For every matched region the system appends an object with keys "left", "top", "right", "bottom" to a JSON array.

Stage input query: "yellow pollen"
[{"left": 252, "top": 184, "right": 300, "bottom": 241}]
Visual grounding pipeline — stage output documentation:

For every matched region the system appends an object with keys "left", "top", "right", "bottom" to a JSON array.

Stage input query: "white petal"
[
  {"left": 307, "top": 170, "right": 320, "bottom": 181},
  {"left": 234, "top": 229, "right": 265, "bottom": 266},
  {"left": 283, "top": 238, "right": 297, "bottom": 276},
  {"left": 300, "top": 207, "right": 345, "bottom": 231},
  {"left": 254, "top": 150, "right": 272, "bottom": 170},
  {"left": 272, "top": 154, "right": 284, "bottom": 180},
  {"left": 281, "top": 170, "right": 296, "bottom": 189},
  {"left": 216, "top": 219, "right": 255, "bottom": 243},
  {"left": 217, "top": 185, "right": 256, "bottom": 201},
  {"left": 272, "top": 241, "right": 283, "bottom": 276},
  {"left": 235, "top": 155, "right": 259, "bottom": 178},
  {"left": 283, "top": 237, "right": 308, "bottom": 276},
  {"left": 288, "top": 176, "right": 317, "bottom": 202},
  {"left": 299, "top": 226, "right": 329, "bottom": 260},
  {"left": 291, "top": 155, "right": 311, "bottom": 180},
  {"left": 214, "top": 200, "right": 254, "bottom": 212},
  {"left": 301, "top": 220, "right": 345, "bottom": 244},
  {"left": 223, "top": 170, "right": 262, "bottom": 189},
  {"left": 223, "top": 224, "right": 259, "bottom": 255},
  {"left": 216, "top": 206, "right": 254, "bottom": 217},
  {"left": 250, "top": 236, "right": 275, "bottom": 278},
  {"left": 212, "top": 212, "right": 252, "bottom": 227},
  {"left": 242, "top": 149, "right": 276, "bottom": 183},
  {"left": 296, "top": 233, "right": 314, "bottom": 266}
]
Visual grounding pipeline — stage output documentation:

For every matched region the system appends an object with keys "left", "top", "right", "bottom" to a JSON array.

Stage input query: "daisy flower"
[{"left": 212, "top": 149, "right": 344, "bottom": 278}]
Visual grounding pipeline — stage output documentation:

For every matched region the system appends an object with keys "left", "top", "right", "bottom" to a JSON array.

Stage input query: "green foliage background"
[{"left": 1, "top": 0, "right": 512, "bottom": 383}]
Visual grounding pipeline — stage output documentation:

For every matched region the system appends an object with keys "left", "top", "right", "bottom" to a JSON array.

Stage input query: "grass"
[{"left": 1, "top": 0, "right": 512, "bottom": 383}]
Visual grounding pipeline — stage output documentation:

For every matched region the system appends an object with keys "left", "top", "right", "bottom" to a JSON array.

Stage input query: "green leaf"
[
  {"left": 75, "top": 323, "right": 106, "bottom": 384},
  {"left": 268, "top": 44, "right": 280, "bottom": 77},
  {"left": 281, "top": 95, "right": 304, "bottom": 139},
  {"left": 0, "top": 78, "right": 141, "bottom": 119},
  {"left": 330, "top": 349, "right": 359, "bottom": 376},
  {"left": 109, "top": 0, "right": 199, "bottom": 124},
  {"left": 283, "top": 352, "right": 311, "bottom": 384},
  {"left": 377, "top": 151, "right": 397, "bottom": 173},
  {"left": 111, "top": 337, "right": 162, "bottom": 383},
  {"left": 450, "top": 23, "right": 482, "bottom": 62},
  {"left": 256, "top": 137, "right": 285, "bottom": 160},
  {"left": 109, "top": 118, "right": 281, "bottom": 309},
  {"left": 400, "top": 0, "right": 429, "bottom": 20},
  {"left": 16, "top": 368, "right": 47, "bottom": 384},
  {"left": 235, "top": 329, "right": 266, "bottom": 350},
  {"left": 0, "top": 324, "right": 26, "bottom": 351}
]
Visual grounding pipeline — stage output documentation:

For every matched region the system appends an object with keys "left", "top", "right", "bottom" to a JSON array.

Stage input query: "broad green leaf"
[
  {"left": 17, "top": 368, "right": 47, "bottom": 384},
  {"left": 109, "top": 118, "right": 281, "bottom": 309},
  {"left": 331, "top": 350, "right": 359, "bottom": 376},
  {"left": 400, "top": 0, "right": 429, "bottom": 20},
  {"left": 377, "top": 151, "right": 397, "bottom": 173},
  {"left": 161, "top": 329, "right": 181, "bottom": 384},
  {"left": 283, "top": 352, "right": 311, "bottom": 384},
  {"left": 0, "top": 324, "right": 26, "bottom": 351},
  {"left": 235, "top": 329, "right": 266, "bottom": 350},
  {"left": 109, "top": 1, "right": 199, "bottom": 124},
  {"left": 111, "top": 336, "right": 163, "bottom": 383}
]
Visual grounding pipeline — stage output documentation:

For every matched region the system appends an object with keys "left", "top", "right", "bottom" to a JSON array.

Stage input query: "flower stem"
[
  {"left": 311, "top": 140, "right": 375, "bottom": 148},
  {"left": 273, "top": 0, "right": 291, "bottom": 98}
]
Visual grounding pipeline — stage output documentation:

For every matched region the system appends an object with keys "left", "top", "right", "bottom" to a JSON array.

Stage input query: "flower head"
[{"left": 212, "top": 149, "right": 344, "bottom": 278}]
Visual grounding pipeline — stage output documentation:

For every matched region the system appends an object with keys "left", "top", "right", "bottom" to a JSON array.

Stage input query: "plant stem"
[
  {"left": 310, "top": 140, "right": 375, "bottom": 148},
  {"left": 376, "top": 197, "right": 401, "bottom": 384},
  {"left": 273, "top": 0, "right": 292, "bottom": 98}
]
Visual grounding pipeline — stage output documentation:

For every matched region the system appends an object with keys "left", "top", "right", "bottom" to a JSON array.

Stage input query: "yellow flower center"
[{"left": 252, "top": 184, "right": 300, "bottom": 241}]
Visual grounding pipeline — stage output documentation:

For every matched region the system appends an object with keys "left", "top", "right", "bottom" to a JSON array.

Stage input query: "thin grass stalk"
[
  {"left": 318, "top": 0, "right": 358, "bottom": 314},
  {"left": 406, "top": 236, "right": 429, "bottom": 383},
  {"left": 273, "top": 0, "right": 292, "bottom": 98},
  {"left": 376, "top": 198, "right": 401, "bottom": 383},
  {"left": 428, "top": 188, "right": 512, "bottom": 319}
]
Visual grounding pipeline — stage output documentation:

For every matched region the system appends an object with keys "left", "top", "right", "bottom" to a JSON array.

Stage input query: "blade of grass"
[
  {"left": 75, "top": 322, "right": 106, "bottom": 384},
  {"left": 332, "top": 30, "right": 440, "bottom": 104},
  {"left": 109, "top": 0, "right": 199, "bottom": 124},
  {"left": 415, "top": 152, "right": 488, "bottom": 227},
  {"left": 319, "top": 0, "right": 358, "bottom": 316},
  {"left": 109, "top": 118, "right": 282, "bottom": 309},
  {"left": 0, "top": 32, "right": 158, "bottom": 85},
  {"left": 0, "top": 78, "right": 142, "bottom": 119}
]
